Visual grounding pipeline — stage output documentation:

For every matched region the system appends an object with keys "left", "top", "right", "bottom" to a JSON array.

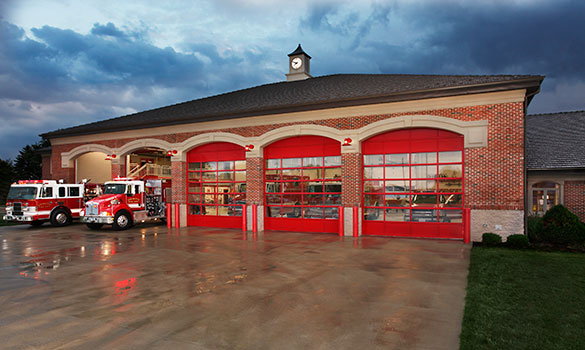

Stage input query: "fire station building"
[{"left": 41, "top": 45, "right": 544, "bottom": 241}]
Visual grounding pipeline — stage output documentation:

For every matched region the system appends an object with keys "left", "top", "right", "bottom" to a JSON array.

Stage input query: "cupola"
[{"left": 286, "top": 44, "right": 312, "bottom": 82}]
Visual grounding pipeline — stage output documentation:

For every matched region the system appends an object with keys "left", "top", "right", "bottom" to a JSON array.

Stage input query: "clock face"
[{"left": 291, "top": 57, "right": 303, "bottom": 70}]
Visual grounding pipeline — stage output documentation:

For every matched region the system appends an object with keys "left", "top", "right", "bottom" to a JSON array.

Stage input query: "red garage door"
[
  {"left": 362, "top": 128, "right": 464, "bottom": 239},
  {"left": 187, "top": 143, "right": 246, "bottom": 228},
  {"left": 264, "top": 136, "right": 341, "bottom": 233}
]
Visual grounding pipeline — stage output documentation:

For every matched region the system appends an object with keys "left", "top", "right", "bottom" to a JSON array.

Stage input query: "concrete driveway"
[{"left": 0, "top": 224, "right": 470, "bottom": 349}]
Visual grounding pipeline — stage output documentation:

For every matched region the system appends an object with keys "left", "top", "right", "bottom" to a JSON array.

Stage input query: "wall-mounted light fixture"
[
  {"left": 245, "top": 144, "right": 255, "bottom": 152},
  {"left": 167, "top": 150, "right": 178, "bottom": 156},
  {"left": 342, "top": 138, "right": 352, "bottom": 146}
]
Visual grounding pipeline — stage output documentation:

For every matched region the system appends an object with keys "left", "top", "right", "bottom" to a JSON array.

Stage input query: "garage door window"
[
  {"left": 265, "top": 155, "right": 341, "bottom": 219},
  {"left": 188, "top": 160, "right": 246, "bottom": 217}
]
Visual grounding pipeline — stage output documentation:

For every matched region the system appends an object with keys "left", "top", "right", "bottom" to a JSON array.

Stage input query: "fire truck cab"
[
  {"left": 81, "top": 178, "right": 170, "bottom": 230},
  {"left": 3, "top": 180, "right": 85, "bottom": 227}
]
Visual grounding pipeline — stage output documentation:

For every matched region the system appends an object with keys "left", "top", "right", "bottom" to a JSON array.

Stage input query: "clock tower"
[{"left": 286, "top": 44, "right": 312, "bottom": 82}]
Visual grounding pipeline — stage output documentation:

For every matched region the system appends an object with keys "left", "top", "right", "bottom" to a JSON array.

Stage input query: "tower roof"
[{"left": 288, "top": 44, "right": 311, "bottom": 59}]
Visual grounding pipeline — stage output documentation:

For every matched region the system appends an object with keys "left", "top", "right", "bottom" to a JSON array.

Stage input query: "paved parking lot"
[{"left": 0, "top": 223, "right": 470, "bottom": 349}]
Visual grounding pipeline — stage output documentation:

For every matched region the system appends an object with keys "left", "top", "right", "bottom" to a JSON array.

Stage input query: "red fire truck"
[
  {"left": 81, "top": 178, "right": 171, "bottom": 230},
  {"left": 3, "top": 180, "right": 89, "bottom": 227}
]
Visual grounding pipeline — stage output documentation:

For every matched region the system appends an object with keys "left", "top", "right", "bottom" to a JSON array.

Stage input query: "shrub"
[
  {"left": 482, "top": 232, "right": 502, "bottom": 246},
  {"left": 537, "top": 205, "right": 585, "bottom": 245},
  {"left": 506, "top": 234, "right": 530, "bottom": 249},
  {"left": 526, "top": 214, "right": 543, "bottom": 242}
]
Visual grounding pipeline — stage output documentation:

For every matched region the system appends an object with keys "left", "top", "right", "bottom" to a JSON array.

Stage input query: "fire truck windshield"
[
  {"left": 7, "top": 186, "right": 37, "bottom": 200},
  {"left": 104, "top": 184, "right": 127, "bottom": 194}
]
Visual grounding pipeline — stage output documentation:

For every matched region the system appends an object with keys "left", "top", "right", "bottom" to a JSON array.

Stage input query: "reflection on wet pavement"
[{"left": 0, "top": 224, "right": 470, "bottom": 349}]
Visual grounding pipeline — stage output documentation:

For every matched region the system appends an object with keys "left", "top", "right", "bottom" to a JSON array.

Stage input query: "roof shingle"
[
  {"left": 526, "top": 111, "right": 585, "bottom": 169},
  {"left": 42, "top": 73, "right": 543, "bottom": 138}
]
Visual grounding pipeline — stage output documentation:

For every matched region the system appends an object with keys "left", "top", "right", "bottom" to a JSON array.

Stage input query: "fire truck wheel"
[
  {"left": 50, "top": 209, "right": 72, "bottom": 227},
  {"left": 113, "top": 211, "right": 133, "bottom": 230},
  {"left": 86, "top": 223, "right": 103, "bottom": 230}
]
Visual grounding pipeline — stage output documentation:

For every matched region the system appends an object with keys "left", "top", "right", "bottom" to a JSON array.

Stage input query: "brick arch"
[
  {"left": 179, "top": 132, "right": 248, "bottom": 161},
  {"left": 355, "top": 115, "right": 487, "bottom": 149},
  {"left": 61, "top": 144, "right": 114, "bottom": 168}
]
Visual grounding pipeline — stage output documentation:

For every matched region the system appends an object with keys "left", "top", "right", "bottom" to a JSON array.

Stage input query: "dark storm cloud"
[
  {"left": 323, "top": 1, "right": 585, "bottom": 80},
  {"left": 0, "top": 20, "right": 276, "bottom": 159},
  {"left": 90, "top": 22, "right": 126, "bottom": 38},
  {"left": 300, "top": 1, "right": 585, "bottom": 113},
  {"left": 408, "top": 1, "right": 585, "bottom": 79}
]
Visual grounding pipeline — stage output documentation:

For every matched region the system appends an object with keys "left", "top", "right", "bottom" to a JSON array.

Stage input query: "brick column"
[
  {"left": 246, "top": 156, "right": 263, "bottom": 205},
  {"left": 245, "top": 155, "right": 264, "bottom": 231},
  {"left": 565, "top": 181, "right": 585, "bottom": 222},
  {"left": 171, "top": 160, "right": 187, "bottom": 204},
  {"left": 171, "top": 160, "right": 188, "bottom": 227},
  {"left": 341, "top": 151, "right": 361, "bottom": 236}
]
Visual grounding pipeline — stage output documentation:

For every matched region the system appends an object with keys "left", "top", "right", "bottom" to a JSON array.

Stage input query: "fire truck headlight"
[{"left": 100, "top": 212, "right": 111, "bottom": 216}]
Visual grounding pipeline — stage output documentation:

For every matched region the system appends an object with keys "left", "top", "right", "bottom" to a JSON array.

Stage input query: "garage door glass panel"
[
  {"left": 385, "top": 166, "right": 409, "bottom": 179},
  {"left": 386, "top": 153, "right": 409, "bottom": 164},
  {"left": 385, "top": 180, "right": 409, "bottom": 192},
  {"left": 364, "top": 155, "right": 384, "bottom": 165},
  {"left": 362, "top": 128, "right": 464, "bottom": 238},
  {"left": 365, "top": 181, "right": 384, "bottom": 193},
  {"left": 385, "top": 208, "right": 409, "bottom": 221}
]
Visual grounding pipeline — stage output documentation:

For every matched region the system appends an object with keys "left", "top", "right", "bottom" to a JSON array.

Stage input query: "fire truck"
[
  {"left": 3, "top": 180, "right": 88, "bottom": 227},
  {"left": 81, "top": 178, "right": 171, "bottom": 230}
]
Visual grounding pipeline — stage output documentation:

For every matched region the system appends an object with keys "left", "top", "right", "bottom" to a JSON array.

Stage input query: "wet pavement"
[{"left": 0, "top": 223, "right": 470, "bottom": 350}]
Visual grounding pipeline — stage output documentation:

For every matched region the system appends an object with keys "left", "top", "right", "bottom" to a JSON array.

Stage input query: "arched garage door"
[
  {"left": 187, "top": 143, "right": 246, "bottom": 228},
  {"left": 362, "top": 128, "right": 464, "bottom": 239},
  {"left": 264, "top": 136, "right": 341, "bottom": 233}
]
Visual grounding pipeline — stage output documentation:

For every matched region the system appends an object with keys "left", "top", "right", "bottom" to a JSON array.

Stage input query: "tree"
[
  {"left": 0, "top": 158, "right": 14, "bottom": 204},
  {"left": 12, "top": 139, "right": 50, "bottom": 181}
]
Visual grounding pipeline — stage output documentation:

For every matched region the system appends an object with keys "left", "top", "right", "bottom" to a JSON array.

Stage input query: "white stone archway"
[
  {"left": 178, "top": 132, "right": 249, "bottom": 161},
  {"left": 116, "top": 138, "right": 175, "bottom": 158},
  {"left": 353, "top": 115, "right": 488, "bottom": 149},
  {"left": 61, "top": 144, "right": 114, "bottom": 168},
  {"left": 249, "top": 125, "right": 345, "bottom": 157}
]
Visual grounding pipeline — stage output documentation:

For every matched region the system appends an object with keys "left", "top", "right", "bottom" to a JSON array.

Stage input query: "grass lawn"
[{"left": 460, "top": 247, "right": 585, "bottom": 349}]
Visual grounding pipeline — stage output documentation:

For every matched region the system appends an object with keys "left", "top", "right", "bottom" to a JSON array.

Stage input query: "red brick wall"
[
  {"left": 41, "top": 153, "right": 52, "bottom": 179},
  {"left": 565, "top": 181, "right": 585, "bottom": 221},
  {"left": 464, "top": 103, "right": 525, "bottom": 210},
  {"left": 47, "top": 101, "right": 526, "bottom": 210},
  {"left": 110, "top": 159, "right": 126, "bottom": 179},
  {"left": 341, "top": 152, "right": 361, "bottom": 206},
  {"left": 246, "top": 157, "right": 263, "bottom": 205},
  {"left": 51, "top": 160, "right": 75, "bottom": 183}
]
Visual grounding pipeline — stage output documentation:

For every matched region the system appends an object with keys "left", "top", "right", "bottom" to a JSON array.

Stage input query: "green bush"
[
  {"left": 482, "top": 232, "right": 502, "bottom": 246},
  {"left": 535, "top": 205, "right": 585, "bottom": 245},
  {"left": 506, "top": 234, "right": 530, "bottom": 249},
  {"left": 526, "top": 214, "right": 543, "bottom": 242}
]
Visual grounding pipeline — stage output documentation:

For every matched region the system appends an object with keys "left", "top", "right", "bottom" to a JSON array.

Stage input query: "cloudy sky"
[{"left": 1, "top": 0, "right": 584, "bottom": 159}]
